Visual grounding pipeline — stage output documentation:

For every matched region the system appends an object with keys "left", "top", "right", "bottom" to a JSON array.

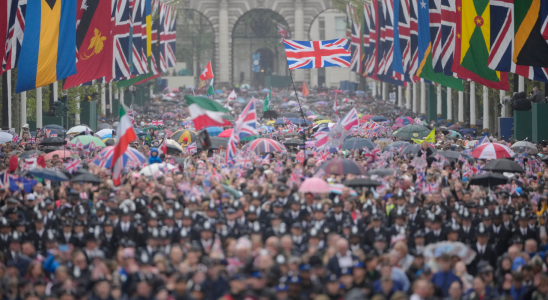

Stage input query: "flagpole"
[{"left": 287, "top": 69, "right": 307, "bottom": 127}]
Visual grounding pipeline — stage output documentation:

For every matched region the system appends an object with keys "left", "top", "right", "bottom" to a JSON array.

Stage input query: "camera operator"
[{"left": 529, "top": 86, "right": 545, "bottom": 103}]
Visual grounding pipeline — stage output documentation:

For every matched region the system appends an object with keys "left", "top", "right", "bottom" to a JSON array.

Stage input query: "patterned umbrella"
[
  {"left": 91, "top": 146, "right": 146, "bottom": 169},
  {"left": 70, "top": 136, "right": 106, "bottom": 147},
  {"left": 171, "top": 130, "right": 197, "bottom": 146},
  {"left": 162, "top": 112, "right": 175, "bottom": 119},
  {"left": 320, "top": 158, "right": 366, "bottom": 175},
  {"left": 393, "top": 116, "right": 414, "bottom": 126},
  {"left": 472, "top": 143, "right": 515, "bottom": 159},
  {"left": 242, "top": 138, "right": 286, "bottom": 153}
]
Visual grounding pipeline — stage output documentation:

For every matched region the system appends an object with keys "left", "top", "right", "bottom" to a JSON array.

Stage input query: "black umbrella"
[
  {"left": 367, "top": 168, "right": 402, "bottom": 176},
  {"left": 166, "top": 143, "right": 183, "bottom": 155},
  {"left": 320, "top": 158, "right": 367, "bottom": 175},
  {"left": 383, "top": 141, "right": 410, "bottom": 152},
  {"left": 341, "top": 138, "right": 375, "bottom": 150},
  {"left": 469, "top": 172, "right": 509, "bottom": 190},
  {"left": 209, "top": 137, "right": 228, "bottom": 150},
  {"left": 70, "top": 173, "right": 103, "bottom": 184},
  {"left": 28, "top": 168, "right": 68, "bottom": 181},
  {"left": 40, "top": 137, "right": 66, "bottom": 146},
  {"left": 42, "top": 146, "right": 61, "bottom": 153},
  {"left": 402, "top": 144, "right": 437, "bottom": 155},
  {"left": 343, "top": 178, "right": 382, "bottom": 187},
  {"left": 482, "top": 159, "right": 525, "bottom": 173},
  {"left": 284, "top": 139, "right": 305, "bottom": 146},
  {"left": 436, "top": 150, "right": 462, "bottom": 160},
  {"left": 284, "top": 132, "right": 299, "bottom": 137}
]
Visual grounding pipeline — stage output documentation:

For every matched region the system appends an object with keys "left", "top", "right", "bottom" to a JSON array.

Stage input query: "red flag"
[
  {"left": 199, "top": 60, "right": 214, "bottom": 81},
  {"left": 296, "top": 150, "right": 305, "bottom": 164},
  {"left": 302, "top": 81, "right": 309, "bottom": 96},
  {"left": 63, "top": 0, "right": 113, "bottom": 89}
]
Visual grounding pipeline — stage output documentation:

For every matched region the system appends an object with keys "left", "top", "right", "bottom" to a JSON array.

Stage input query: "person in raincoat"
[{"left": 148, "top": 148, "right": 162, "bottom": 165}]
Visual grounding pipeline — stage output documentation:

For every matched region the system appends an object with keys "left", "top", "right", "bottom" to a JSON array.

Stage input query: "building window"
[
  {"left": 335, "top": 17, "right": 346, "bottom": 39},
  {"left": 319, "top": 17, "right": 325, "bottom": 40}
]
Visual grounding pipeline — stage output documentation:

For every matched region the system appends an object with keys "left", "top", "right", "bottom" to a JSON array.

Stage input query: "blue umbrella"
[
  {"left": 205, "top": 127, "right": 223, "bottom": 137},
  {"left": 215, "top": 90, "right": 223, "bottom": 94},
  {"left": 370, "top": 116, "right": 388, "bottom": 122},
  {"left": 29, "top": 168, "right": 69, "bottom": 181}
]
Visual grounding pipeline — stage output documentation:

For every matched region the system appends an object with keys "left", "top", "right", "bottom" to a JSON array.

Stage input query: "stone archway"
[{"left": 179, "top": 0, "right": 335, "bottom": 87}]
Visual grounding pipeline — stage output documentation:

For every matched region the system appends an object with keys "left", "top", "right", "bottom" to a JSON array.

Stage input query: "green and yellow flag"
[{"left": 412, "top": 128, "right": 436, "bottom": 144}]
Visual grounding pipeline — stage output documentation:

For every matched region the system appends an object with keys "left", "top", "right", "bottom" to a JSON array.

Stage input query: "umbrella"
[
  {"left": 155, "top": 129, "right": 174, "bottom": 138},
  {"left": 28, "top": 168, "right": 68, "bottom": 181},
  {"left": 435, "top": 150, "right": 462, "bottom": 160},
  {"left": 242, "top": 138, "right": 286, "bottom": 153},
  {"left": 166, "top": 139, "right": 184, "bottom": 154},
  {"left": 472, "top": 143, "right": 515, "bottom": 159},
  {"left": 284, "top": 132, "right": 299, "bottom": 137},
  {"left": 341, "top": 138, "right": 375, "bottom": 150},
  {"left": 469, "top": 172, "right": 509, "bottom": 189},
  {"left": 370, "top": 116, "right": 388, "bottom": 122},
  {"left": 205, "top": 127, "right": 223, "bottom": 137},
  {"left": 299, "top": 178, "right": 330, "bottom": 193},
  {"left": 383, "top": 141, "right": 410, "bottom": 152},
  {"left": 448, "top": 130, "right": 462, "bottom": 138},
  {"left": 102, "top": 138, "right": 116, "bottom": 146},
  {"left": 67, "top": 125, "right": 92, "bottom": 135},
  {"left": 162, "top": 112, "right": 175, "bottom": 119},
  {"left": 392, "top": 124, "right": 431, "bottom": 140},
  {"left": 343, "top": 178, "right": 382, "bottom": 187},
  {"left": 0, "top": 132, "right": 13, "bottom": 144},
  {"left": 43, "top": 124, "right": 67, "bottom": 135},
  {"left": 218, "top": 129, "right": 233, "bottom": 138},
  {"left": 70, "top": 136, "right": 106, "bottom": 147},
  {"left": 283, "top": 112, "right": 300, "bottom": 118},
  {"left": 95, "top": 129, "right": 115, "bottom": 138},
  {"left": 40, "top": 137, "right": 67, "bottom": 146},
  {"left": 393, "top": 116, "right": 414, "bottom": 126},
  {"left": 171, "top": 130, "right": 197, "bottom": 146},
  {"left": 70, "top": 173, "right": 103, "bottom": 184},
  {"left": 328, "top": 183, "right": 358, "bottom": 196},
  {"left": 139, "top": 163, "right": 177, "bottom": 176},
  {"left": 402, "top": 144, "right": 436, "bottom": 155},
  {"left": 209, "top": 137, "right": 228, "bottom": 150},
  {"left": 44, "top": 150, "right": 72, "bottom": 160},
  {"left": 284, "top": 139, "right": 305, "bottom": 146},
  {"left": 91, "top": 146, "right": 146, "bottom": 168},
  {"left": 423, "top": 241, "right": 477, "bottom": 265},
  {"left": 367, "top": 168, "right": 402, "bottom": 176},
  {"left": 511, "top": 141, "right": 538, "bottom": 155},
  {"left": 19, "top": 150, "right": 44, "bottom": 159},
  {"left": 321, "top": 158, "right": 366, "bottom": 175},
  {"left": 448, "top": 124, "right": 462, "bottom": 130},
  {"left": 481, "top": 159, "right": 525, "bottom": 173}
]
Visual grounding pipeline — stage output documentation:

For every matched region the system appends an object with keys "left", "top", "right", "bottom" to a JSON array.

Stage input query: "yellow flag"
[{"left": 412, "top": 128, "right": 435, "bottom": 144}]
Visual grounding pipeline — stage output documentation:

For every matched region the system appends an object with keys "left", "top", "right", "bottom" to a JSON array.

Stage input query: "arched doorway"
[
  {"left": 232, "top": 9, "right": 290, "bottom": 88},
  {"left": 178, "top": 9, "right": 215, "bottom": 84}
]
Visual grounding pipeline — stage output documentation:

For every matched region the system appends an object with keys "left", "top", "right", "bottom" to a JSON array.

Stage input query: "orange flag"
[{"left": 302, "top": 81, "right": 309, "bottom": 97}]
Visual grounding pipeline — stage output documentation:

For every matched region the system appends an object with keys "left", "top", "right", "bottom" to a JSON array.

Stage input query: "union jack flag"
[
  {"left": 12, "top": 134, "right": 18, "bottom": 143},
  {"left": 165, "top": 4, "right": 177, "bottom": 68},
  {"left": 339, "top": 108, "right": 360, "bottom": 133},
  {"left": 128, "top": 104, "right": 135, "bottom": 124},
  {"left": 149, "top": 0, "right": 160, "bottom": 76},
  {"left": 129, "top": 0, "right": 148, "bottom": 75},
  {"left": 2, "top": 0, "right": 26, "bottom": 73},
  {"left": 64, "top": 159, "right": 82, "bottom": 174},
  {"left": 377, "top": 0, "right": 406, "bottom": 85},
  {"left": 408, "top": 0, "right": 420, "bottom": 77},
  {"left": 314, "top": 126, "right": 330, "bottom": 151},
  {"left": 28, "top": 137, "right": 35, "bottom": 144},
  {"left": 185, "top": 142, "right": 197, "bottom": 154},
  {"left": 0, "top": 172, "right": 11, "bottom": 190},
  {"left": 111, "top": 0, "right": 132, "bottom": 81},
  {"left": 366, "top": 1, "right": 378, "bottom": 77},
  {"left": 349, "top": 4, "right": 362, "bottom": 74},
  {"left": 158, "top": 3, "right": 168, "bottom": 72},
  {"left": 488, "top": 0, "right": 548, "bottom": 82},
  {"left": 362, "top": 2, "right": 372, "bottom": 75},
  {"left": 233, "top": 98, "right": 258, "bottom": 138},
  {"left": 473, "top": 136, "right": 490, "bottom": 150},
  {"left": 436, "top": 0, "right": 458, "bottom": 76},
  {"left": 393, "top": 0, "right": 411, "bottom": 79},
  {"left": 283, "top": 39, "right": 351, "bottom": 70},
  {"left": 152, "top": 120, "right": 163, "bottom": 126}
]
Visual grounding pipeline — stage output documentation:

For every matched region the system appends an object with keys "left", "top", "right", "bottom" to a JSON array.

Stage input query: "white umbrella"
[
  {"left": 511, "top": 140, "right": 538, "bottom": 154},
  {"left": 95, "top": 129, "right": 115, "bottom": 138},
  {"left": 139, "top": 163, "right": 177, "bottom": 176},
  {"left": 166, "top": 139, "right": 184, "bottom": 152},
  {"left": 0, "top": 132, "right": 13, "bottom": 144},
  {"left": 67, "top": 125, "right": 91, "bottom": 135}
]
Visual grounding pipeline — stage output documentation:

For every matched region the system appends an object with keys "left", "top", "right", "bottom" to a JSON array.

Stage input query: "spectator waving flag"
[
  {"left": 233, "top": 99, "right": 258, "bottom": 138},
  {"left": 474, "top": 136, "right": 490, "bottom": 150},
  {"left": 338, "top": 108, "right": 360, "bottom": 133},
  {"left": 152, "top": 120, "right": 163, "bottom": 126},
  {"left": 64, "top": 159, "right": 82, "bottom": 174},
  {"left": 186, "top": 142, "right": 197, "bottom": 154},
  {"left": 283, "top": 39, "right": 351, "bottom": 70}
]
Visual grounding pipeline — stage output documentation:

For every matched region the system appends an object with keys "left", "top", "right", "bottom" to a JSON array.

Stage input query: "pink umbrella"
[
  {"left": 299, "top": 177, "right": 330, "bottom": 193},
  {"left": 218, "top": 129, "right": 233, "bottom": 138},
  {"left": 472, "top": 143, "right": 515, "bottom": 159},
  {"left": 392, "top": 123, "right": 405, "bottom": 129},
  {"left": 172, "top": 89, "right": 180, "bottom": 92}
]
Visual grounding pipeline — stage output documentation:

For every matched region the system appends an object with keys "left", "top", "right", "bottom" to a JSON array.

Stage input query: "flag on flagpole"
[
  {"left": 263, "top": 90, "right": 271, "bottom": 111},
  {"left": 185, "top": 95, "right": 232, "bottom": 130},
  {"left": 112, "top": 105, "right": 137, "bottom": 186},
  {"left": 227, "top": 89, "right": 237, "bottom": 102},
  {"left": 302, "top": 82, "right": 309, "bottom": 96},
  {"left": 207, "top": 78, "right": 214, "bottom": 97},
  {"left": 200, "top": 60, "right": 214, "bottom": 80}
]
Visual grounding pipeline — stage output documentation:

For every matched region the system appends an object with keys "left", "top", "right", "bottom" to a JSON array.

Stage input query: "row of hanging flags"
[
  {"left": 0, "top": 0, "right": 177, "bottom": 93},
  {"left": 340, "top": 0, "right": 548, "bottom": 90}
]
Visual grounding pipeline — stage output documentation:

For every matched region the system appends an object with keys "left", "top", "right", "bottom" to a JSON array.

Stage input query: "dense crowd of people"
[{"left": 0, "top": 86, "right": 547, "bottom": 300}]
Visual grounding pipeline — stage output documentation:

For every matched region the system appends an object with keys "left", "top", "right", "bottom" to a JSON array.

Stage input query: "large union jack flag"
[
  {"left": 111, "top": 0, "right": 132, "bottom": 81},
  {"left": 339, "top": 108, "right": 360, "bottom": 133},
  {"left": 393, "top": 0, "right": 411, "bottom": 79},
  {"left": 349, "top": 5, "right": 362, "bottom": 74},
  {"left": 488, "top": 0, "right": 548, "bottom": 82},
  {"left": 436, "top": 0, "right": 458, "bottom": 76},
  {"left": 366, "top": 1, "right": 378, "bottom": 77},
  {"left": 130, "top": 0, "right": 148, "bottom": 75},
  {"left": 233, "top": 98, "right": 258, "bottom": 139},
  {"left": 165, "top": 5, "right": 177, "bottom": 68},
  {"left": 361, "top": 2, "right": 372, "bottom": 75},
  {"left": 284, "top": 39, "right": 351, "bottom": 70},
  {"left": 2, "top": 0, "right": 26, "bottom": 73},
  {"left": 149, "top": 0, "right": 160, "bottom": 75}
]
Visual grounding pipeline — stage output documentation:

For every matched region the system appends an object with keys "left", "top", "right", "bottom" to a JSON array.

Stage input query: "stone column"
[
  {"left": 293, "top": 0, "right": 304, "bottom": 83},
  {"left": 458, "top": 91, "right": 464, "bottom": 124},
  {"left": 397, "top": 86, "right": 402, "bottom": 106},
  {"left": 6, "top": 70, "right": 11, "bottom": 129},
  {"left": 500, "top": 90, "right": 507, "bottom": 117},
  {"left": 75, "top": 96, "right": 80, "bottom": 124},
  {"left": 483, "top": 85, "right": 489, "bottom": 133},
  {"left": 447, "top": 87, "right": 452, "bottom": 122},
  {"left": 437, "top": 85, "right": 442, "bottom": 117},
  {"left": 413, "top": 82, "right": 418, "bottom": 113},
  {"left": 470, "top": 81, "right": 476, "bottom": 128},
  {"left": 20, "top": 92, "right": 26, "bottom": 128},
  {"left": 372, "top": 81, "right": 377, "bottom": 97},
  {"left": 382, "top": 82, "right": 387, "bottom": 100},
  {"left": 406, "top": 84, "right": 411, "bottom": 109},
  {"left": 109, "top": 82, "right": 113, "bottom": 114},
  {"left": 420, "top": 81, "right": 426, "bottom": 116},
  {"left": 36, "top": 87, "right": 42, "bottom": 128},
  {"left": 218, "top": 0, "right": 230, "bottom": 85},
  {"left": 101, "top": 84, "right": 106, "bottom": 115},
  {"left": 518, "top": 75, "right": 525, "bottom": 92}
]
